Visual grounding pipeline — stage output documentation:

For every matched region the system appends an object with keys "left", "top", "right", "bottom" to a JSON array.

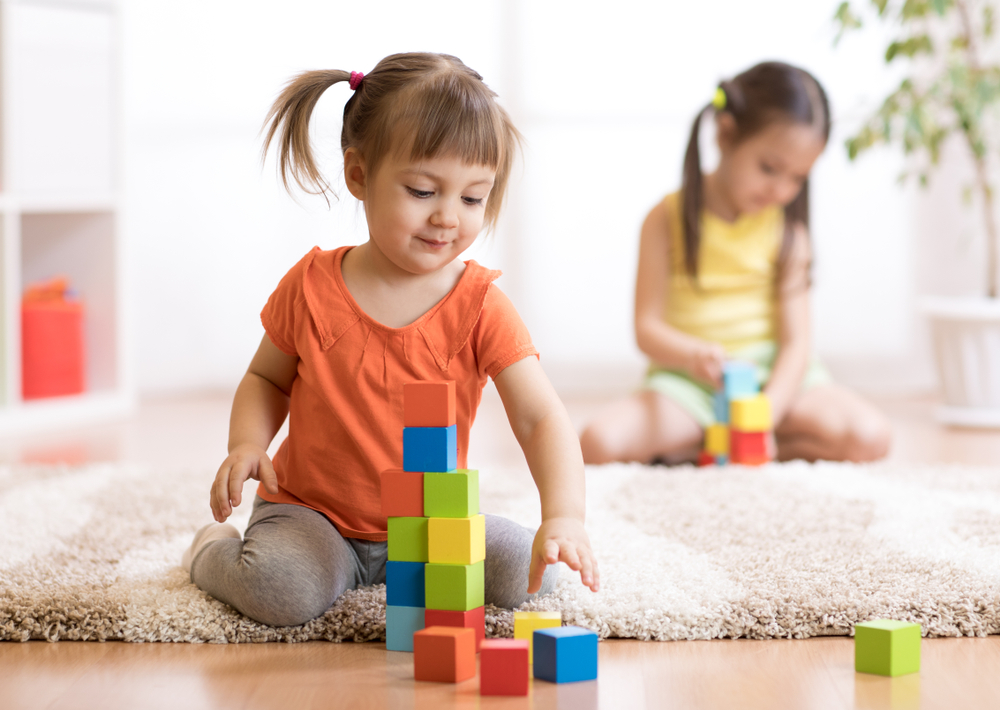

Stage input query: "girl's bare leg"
[
  {"left": 580, "top": 390, "right": 703, "bottom": 465},
  {"left": 775, "top": 384, "right": 891, "bottom": 462}
]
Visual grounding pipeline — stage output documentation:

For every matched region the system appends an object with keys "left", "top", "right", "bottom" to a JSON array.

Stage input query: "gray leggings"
[{"left": 191, "top": 496, "right": 559, "bottom": 627}]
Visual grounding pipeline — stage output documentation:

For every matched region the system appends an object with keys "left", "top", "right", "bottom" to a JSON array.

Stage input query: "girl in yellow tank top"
[{"left": 580, "top": 62, "right": 891, "bottom": 465}]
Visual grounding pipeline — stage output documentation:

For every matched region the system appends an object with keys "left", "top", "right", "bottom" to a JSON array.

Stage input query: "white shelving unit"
[{"left": 0, "top": 0, "right": 131, "bottom": 435}]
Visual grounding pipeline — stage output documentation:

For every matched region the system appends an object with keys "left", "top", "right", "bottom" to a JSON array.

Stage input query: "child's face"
[
  {"left": 716, "top": 119, "right": 826, "bottom": 215},
  {"left": 349, "top": 149, "right": 496, "bottom": 275}
]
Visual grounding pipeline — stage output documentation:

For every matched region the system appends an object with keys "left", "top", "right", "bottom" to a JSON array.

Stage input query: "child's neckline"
[{"left": 332, "top": 246, "right": 473, "bottom": 333}]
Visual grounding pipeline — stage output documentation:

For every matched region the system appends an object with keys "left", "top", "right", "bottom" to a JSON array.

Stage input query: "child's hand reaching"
[
  {"left": 211, "top": 444, "right": 280, "bottom": 522},
  {"left": 686, "top": 340, "right": 726, "bottom": 388},
  {"left": 527, "top": 517, "right": 600, "bottom": 594}
]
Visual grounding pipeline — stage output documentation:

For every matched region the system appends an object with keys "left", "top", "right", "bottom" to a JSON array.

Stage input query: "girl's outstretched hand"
[
  {"left": 527, "top": 517, "right": 600, "bottom": 594},
  {"left": 211, "top": 444, "right": 280, "bottom": 522}
]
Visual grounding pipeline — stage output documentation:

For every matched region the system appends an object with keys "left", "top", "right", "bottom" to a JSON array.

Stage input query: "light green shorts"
[{"left": 642, "top": 341, "right": 832, "bottom": 427}]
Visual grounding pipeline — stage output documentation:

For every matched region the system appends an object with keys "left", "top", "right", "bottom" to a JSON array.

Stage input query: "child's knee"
[
  {"left": 845, "top": 414, "right": 892, "bottom": 462},
  {"left": 580, "top": 422, "right": 615, "bottom": 464}
]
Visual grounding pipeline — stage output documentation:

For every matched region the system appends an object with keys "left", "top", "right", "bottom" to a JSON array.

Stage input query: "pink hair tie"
[{"left": 349, "top": 71, "right": 364, "bottom": 90}]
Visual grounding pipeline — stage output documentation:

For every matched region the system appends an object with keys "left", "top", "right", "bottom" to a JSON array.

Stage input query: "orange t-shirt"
[{"left": 257, "top": 246, "right": 538, "bottom": 541}]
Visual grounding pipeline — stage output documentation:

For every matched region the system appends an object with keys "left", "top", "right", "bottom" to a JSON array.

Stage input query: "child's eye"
[
  {"left": 407, "top": 187, "right": 433, "bottom": 198},
  {"left": 462, "top": 196, "right": 485, "bottom": 206}
]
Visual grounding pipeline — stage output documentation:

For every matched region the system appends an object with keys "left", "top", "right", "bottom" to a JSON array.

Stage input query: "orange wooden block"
[
  {"left": 404, "top": 381, "right": 456, "bottom": 428},
  {"left": 730, "top": 430, "right": 769, "bottom": 465},
  {"left": 413, "top": 626, "right": 476, "bottom": 683},
  {"left": 425, "top": 607, "right": 485, "bottom": 652},
  {"left": 380, "top": 469, "right": 423, "bottom": 517}
]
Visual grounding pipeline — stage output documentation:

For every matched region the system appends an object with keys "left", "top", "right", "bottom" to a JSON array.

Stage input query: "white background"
[{"left": 120, "top": 0, "right": 985, "bottom": 396}]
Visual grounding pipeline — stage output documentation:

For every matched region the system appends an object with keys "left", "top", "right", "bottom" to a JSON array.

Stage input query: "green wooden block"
[
  {"left": 387, "top": 517, "right": 428, "bottom": 562},
  {"left": 424, "top": 469, "right": 479, "bottom": 518},
  {"left": 855, "top": 620, "right": 921, "bottom": 677},
  {"left": 425, "top": 560, "right": 484, "bottom": 611}
]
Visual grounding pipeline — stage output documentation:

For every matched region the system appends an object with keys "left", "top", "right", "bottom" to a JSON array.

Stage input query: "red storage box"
[{"left": 22, "top": 279, "right": 85, "bottom": 400}]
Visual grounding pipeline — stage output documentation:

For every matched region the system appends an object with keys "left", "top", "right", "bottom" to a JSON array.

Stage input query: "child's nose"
[{"left": 431, "top": 203, "right": 460, "bottom": 229}]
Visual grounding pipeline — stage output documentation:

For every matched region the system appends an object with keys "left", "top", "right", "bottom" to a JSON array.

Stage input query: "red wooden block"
[
  {"left": 380, "top": 469, "right": 423, "bottom": 517},
  {"left": 425, "top": 606, "right": 485, "bottom": 652},
  {"left": 404, "top": 381, "right": 456, "bottom": 428},
  {"left": 22, "top": 300, "right": 85, "bottom": 400},
  {"left": 730, "top": 430, "right": 769, "bottom": 465},
  {"left": 480, "top": 639, "right": 529, "bottom": 696},
  {"left": 696, "top": 451, "right": 716, "bottom": 467},
  {"left": 413, "top": 626, "right": 476, "bottom": 683}
]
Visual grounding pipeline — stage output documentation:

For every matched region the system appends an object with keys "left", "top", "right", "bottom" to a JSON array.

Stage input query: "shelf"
[
  {"left": 0, "top": 193, "right": 118, "bottom": 214},
  {"left": 0, "top": 389, "right": 132, "bottom": 435}
]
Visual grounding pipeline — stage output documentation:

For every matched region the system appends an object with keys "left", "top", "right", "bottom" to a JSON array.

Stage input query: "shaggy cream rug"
[{"left": 2, "top": 460, "right": 1000, "bottom": 643}]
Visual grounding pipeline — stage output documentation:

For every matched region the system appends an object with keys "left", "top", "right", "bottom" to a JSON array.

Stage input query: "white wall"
[{"left": 122, "top": 0, "right": 941, "bottom": 396}]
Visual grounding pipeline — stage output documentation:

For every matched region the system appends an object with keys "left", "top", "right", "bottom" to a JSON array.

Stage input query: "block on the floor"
[
  {"left": 704, "top": 423, "right": 730, "bottom": 455},
  {"left": 730, "top": 394, "right": 772, "bottom": 432},
  {"left": 533, "top": 626, "right": 599, "bottom": 683},
  {"left": 387, "top": 517, "right": 428, "bottom": 562},
  {"left": 480, "top": 639, "right": 530, "bottom": 696},
  {"left": 404, "top": 381, "right": 456, "bottom": 428},
  {"left": 386, "top": 560, "right": 425, "bottom": 607},
  {"left": 424, "top": 469, "right": 479, "bottom": 518},
  {"left": 855, "top": 620, "right": 921, "bottom": 677},
  {"left": 428, "top": 514, "right": 485, "bottom": 565},
  {"left": 425, "top": 606, "right": 486, "bottom": 652},
  {"left": 386, "top": 604, "right": 425, "bottom": 652},
  {"left": 730, "top": 429, "right": 768, "bottom": 465},
  {"left": 424, "top": 560, "right": 484, "bottom": 611},
  {"left": 722, "top": 361, "right": 758, "bottom": 399},
  {"left": 413, "top": 626, "right": 476, "bottom": 682},
  {"left": 403, "top": 425, "right": 457, "bottom": 473},
  {"left": 697, "top": 451, "right": 715, "bottom": 467},
  {"left": 513, "top": 610, "right": 561, "bottom": 664},
  {"left": 380, "top": 468, "right": 423, "bottom": 517}
]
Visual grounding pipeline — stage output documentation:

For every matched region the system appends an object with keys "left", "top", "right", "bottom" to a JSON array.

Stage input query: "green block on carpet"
[
  {"left": 387, "top": 517, "right": 428, "bottom": 562},
  {"left": 425, "top": 560, "right": 484, "bottom": 611},
  {"left": 424, "top": 469, "right": 479, "bottom": 518},
  {"left": 855, "top": 620, "right": 921, "bottom": 677}
]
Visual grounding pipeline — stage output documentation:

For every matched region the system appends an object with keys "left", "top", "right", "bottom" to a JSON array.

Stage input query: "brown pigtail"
[
  {"left": 261, "top": 70, "right": 352, "bottom": 197},
  {"left": 681, "top": 106, "right": 709, "bottom": 282}
]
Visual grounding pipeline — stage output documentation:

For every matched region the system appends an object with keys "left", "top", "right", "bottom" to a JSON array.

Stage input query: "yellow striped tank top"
[{"left": 662, "top": 190, "right": 782, "bottom": 352}]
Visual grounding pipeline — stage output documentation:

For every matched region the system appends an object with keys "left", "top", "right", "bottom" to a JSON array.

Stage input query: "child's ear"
[
  {"left": 343, "top": 148, "right": 367, "bottom": 200},
  {"left": 715, "top": 112, "right": 738, "bottom": 153}
]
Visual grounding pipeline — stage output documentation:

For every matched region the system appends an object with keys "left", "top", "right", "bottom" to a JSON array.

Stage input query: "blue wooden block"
[
  {"left": 715, "top": 455, "right": 729, "bottom": 466},
  {"left": 386, "top": 560, "right": 425, "bottom": 607},
  {"left": 403, "top": 425, "right": 457, "bottom": 473},
  {"left": 386, "top": 604, "right": 425, "bottom": 652},
  {"left": 713, "top": 391, "right": 729, "bottom": 424},
  {"left": 533, "top": 626, "right": 598, "bottom": 683},
  {"left": 722, "top": 361, "right": 758, "bottom": 399}
]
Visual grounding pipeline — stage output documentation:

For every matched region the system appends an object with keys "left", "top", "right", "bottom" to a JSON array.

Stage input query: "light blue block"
[
  {"left": 386, "top": 604, "right": 425, "bottom": 652},
  {"left": 713, "top": 391, "right": 729, "bottom": 424},
  {"left": 715, "top": 455, "right": 729, "bottom": 466},
  {"left": 403, "top": 425, "right": 457, "bottom": 473},
  {"left": 722, "top": 361, "right": 758, "bottom": 400},
  {"left": 386, "top": 561, "right": 425, "bottom": 607},
  {"left": 533, "top": 626, "right": 598, "bottom": 683}
]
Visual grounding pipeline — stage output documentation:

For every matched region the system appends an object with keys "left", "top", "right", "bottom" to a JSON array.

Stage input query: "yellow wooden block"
[
  {"left": 513, "top": 611, "right": 561, "bottom": 665},
  {"left": 428, "top": 514, "right": 485, "bottom": 565},
  {"left": 704, "top": 423, "right": 729, "bottom": 455},
  {"left": 730, "top": 394, "right": 772, "bottom": 432}
]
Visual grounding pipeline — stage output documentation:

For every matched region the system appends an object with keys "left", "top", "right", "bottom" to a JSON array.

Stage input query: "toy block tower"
[
  {"left": 699, "top": 361, "right": 773, "bottom": 467},
  {"left": 855, "top": 620, "right": 921, "bottom": 676}
]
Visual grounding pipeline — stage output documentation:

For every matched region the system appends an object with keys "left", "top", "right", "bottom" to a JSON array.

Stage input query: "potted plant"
[{"left": 835, "top": 0, "right": 1000, "bottom": 426}]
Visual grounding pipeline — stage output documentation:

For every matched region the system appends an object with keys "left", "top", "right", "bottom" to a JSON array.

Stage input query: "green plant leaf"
[
  {"left": 834, "top": 1, "right": 864, "bottom": 44},
  {"left": 871, "top": 0, "right": 889, "bottom": 13},
  {"left": 886, "top": 35, "right": 934, "bottom": 61}
]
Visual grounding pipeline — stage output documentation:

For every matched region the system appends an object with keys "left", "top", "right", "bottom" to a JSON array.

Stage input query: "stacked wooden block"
[
  {"left": 699, "top": 361, "right": 773, "bottom": 466},
  {"left": 382, "top": 381, "right": 486, "bottom": 680}
]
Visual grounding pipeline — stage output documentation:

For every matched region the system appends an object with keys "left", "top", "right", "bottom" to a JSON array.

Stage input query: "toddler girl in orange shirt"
[{"left": 180, "top": 53, "right": 599, "bottom": 627}]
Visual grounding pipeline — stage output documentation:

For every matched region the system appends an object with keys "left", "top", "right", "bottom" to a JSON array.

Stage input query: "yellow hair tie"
[{"left": 711, "top": 87, "right": 727, "bottom": 110}]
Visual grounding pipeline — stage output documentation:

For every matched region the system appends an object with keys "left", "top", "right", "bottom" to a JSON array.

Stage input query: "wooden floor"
[{"left": 2, "top": 387, "right": 1000, "bottom": 710}]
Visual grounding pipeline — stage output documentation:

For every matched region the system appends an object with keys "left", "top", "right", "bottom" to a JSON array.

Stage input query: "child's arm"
[
  {"left": 211, "top": 334, "right": 298, "bottom": 522},
  {"left": 764, "top": 225, "right": 812, "bottom": 424},
  {"left": 634, "top": 202, "right": 725, "bottom": 388},
  {"left": 493, "top": 357, "right": 600, "bottom": 593}
]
